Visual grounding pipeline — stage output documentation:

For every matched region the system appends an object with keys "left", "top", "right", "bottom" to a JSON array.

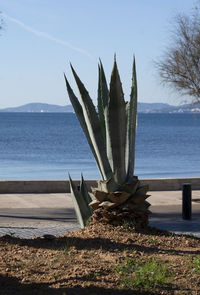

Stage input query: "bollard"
[{"left": 182, "top": 183, "right": 192, "bottom": 220}]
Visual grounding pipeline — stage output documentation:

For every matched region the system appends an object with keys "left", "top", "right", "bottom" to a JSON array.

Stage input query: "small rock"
[{"left": 43, "top": 234, "right": 56, "bottom": 240}]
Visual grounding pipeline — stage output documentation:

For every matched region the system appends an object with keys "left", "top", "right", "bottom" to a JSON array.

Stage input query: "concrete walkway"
[
  {"left": 149, "top": 191, "right": 200, "bottom": 237},
  {"left": 0, "top": 191, "right": 199, "bottom": 238}
]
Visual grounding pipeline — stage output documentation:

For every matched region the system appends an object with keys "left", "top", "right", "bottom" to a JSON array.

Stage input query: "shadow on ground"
[
  {"left": 1, "top": 226, "right": 200, "bottom": 256},
  {"left": 0, "top": 208, "right": 76, "bottom": 223},
  {"left": 0, "top": 274, "right": 154, "bottom": 295}
]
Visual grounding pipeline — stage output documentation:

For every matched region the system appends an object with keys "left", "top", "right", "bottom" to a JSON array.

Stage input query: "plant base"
[{"left": 91, "top": 207, "right": 149, "bottom": 230}]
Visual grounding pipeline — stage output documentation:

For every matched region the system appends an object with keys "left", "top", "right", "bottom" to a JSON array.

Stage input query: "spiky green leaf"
[
  {"left": 80, "top": 174, "right": 93, "bottom": 215},
  {"left": 105, "top": 58, "right": 127, "bottom": 184},
  {"left": 97, "top": 61, "right": 109, "bottom": 143},
  {"left": 97, "top": 65, "right": 105, "bottom": 139},
  {"left": 125, "top": 57, "right": 137, "bottom": 180},
  {"left": 70, "top": 65, "right": 113, "bottom": 180},
  {"left": 64, "top": 73, "right": 108, "bottom": 180},
  {"left": 97, "top": 177, "right": 118, "bottom": 193},
  {"left": 69, "top": 174, "right": 92, "bottom": 228}
]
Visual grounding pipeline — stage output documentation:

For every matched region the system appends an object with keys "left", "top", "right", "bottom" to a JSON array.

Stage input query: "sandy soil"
[{"left": 0, "top": 222, "right": 200, "bottom": 294}]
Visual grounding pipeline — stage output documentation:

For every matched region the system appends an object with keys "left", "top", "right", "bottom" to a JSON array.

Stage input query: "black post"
[{"left": 182, "top": 183, "right": 192, "bottom": 220}]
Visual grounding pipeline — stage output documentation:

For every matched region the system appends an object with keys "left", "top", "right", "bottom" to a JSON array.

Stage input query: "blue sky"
[{"left": 0, "top": 0, "right": 196, "bottom": 108}]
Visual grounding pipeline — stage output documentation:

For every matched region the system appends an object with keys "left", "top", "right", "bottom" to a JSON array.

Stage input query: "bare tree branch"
[
  {"left": 156, "top": 4, "right": 200, "bottom": 104},
  {"left": 0, "top": 12, "right": 3, "bottom": 31}
]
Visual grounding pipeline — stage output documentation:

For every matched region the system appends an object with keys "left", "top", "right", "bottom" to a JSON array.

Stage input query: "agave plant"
[{"left": 64, "top": 57, "right": 151, "bottom": 229}]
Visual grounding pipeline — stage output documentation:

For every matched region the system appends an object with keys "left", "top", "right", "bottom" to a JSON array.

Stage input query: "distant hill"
[
  {"left": 138, "top": 103, "right": 172, "bottom": 113},
  {"left": 0, "top": 103, "right": 73, "bottom": 113},
  {"left": 0, "top": 102, "right": 200, "bottom": 113},
  {"left": 138, "top": 102, "right": 200, "bottom": 113}
]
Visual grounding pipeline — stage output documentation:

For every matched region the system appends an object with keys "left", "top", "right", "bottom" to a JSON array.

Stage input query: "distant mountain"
[
  {"left": 0, "top": 103, "right": 73, "bottom": 113},
  {"left": 138, "top": 103, "right": 172, "bottom": 113},
  {"left": 138, "top": 102, "right": 200, "bottom": 113},
  {"left": 0, "top": 102, "right": 200, "bottom": 113}
]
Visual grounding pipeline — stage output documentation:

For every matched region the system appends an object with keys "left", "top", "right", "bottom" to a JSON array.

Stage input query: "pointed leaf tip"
[
  {"left": 64, "top": 73, "right": 71, "bottom": 90},
  {"left": 111, "top": 55, "right": 119, "bottom": 77},
  {"left": 68, "top": 173, "right": 73, "bottom": 182},
  {"left": 70, "top": 63, "right": 75, "bottom": 74},
  {"left": 99, "top": 58, "right": 104, "bottom": 69},
  {"left": 70, "top": 64, "right": 79, "bottom": 80}
]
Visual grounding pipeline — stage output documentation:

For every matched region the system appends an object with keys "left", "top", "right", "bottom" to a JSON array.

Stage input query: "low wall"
[{"left": 0, "top": 177, "right": 199, "bottom": 193}]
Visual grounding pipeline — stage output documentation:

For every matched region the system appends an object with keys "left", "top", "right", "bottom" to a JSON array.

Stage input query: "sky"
[{"left": 0, "top": 0, "right": 197, "bottom": 109}]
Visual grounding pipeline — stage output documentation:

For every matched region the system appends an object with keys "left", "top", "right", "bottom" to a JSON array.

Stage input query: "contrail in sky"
[{"left": 2, "top": 13, "right": 94, "bottom": 59}]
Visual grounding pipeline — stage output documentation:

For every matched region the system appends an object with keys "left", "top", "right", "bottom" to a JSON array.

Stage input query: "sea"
[{"left": 0, "top": 112, "right": 199, "bottom": 180}]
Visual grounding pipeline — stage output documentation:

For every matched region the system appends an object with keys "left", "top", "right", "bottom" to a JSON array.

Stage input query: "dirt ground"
[{"left": 0, "top": 222, "right": 200, "bottom": 295}]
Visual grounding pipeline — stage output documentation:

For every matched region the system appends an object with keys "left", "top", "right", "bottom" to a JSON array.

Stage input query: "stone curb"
[{"left": 0, "top": 177, "right": 200, "bottom": 193}]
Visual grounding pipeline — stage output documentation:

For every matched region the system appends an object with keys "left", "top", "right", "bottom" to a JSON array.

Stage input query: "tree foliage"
[
  {"left": 0, "top": 12, "right": 3, "bottom": 31},
  {"left": 157, "top": 5, "right": 200, "bottom": 104}
]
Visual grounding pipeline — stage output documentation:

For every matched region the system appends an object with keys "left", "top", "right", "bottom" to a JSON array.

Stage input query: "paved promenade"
[{"left": 0, "top": 191, "right": 199, "bottom": 238}]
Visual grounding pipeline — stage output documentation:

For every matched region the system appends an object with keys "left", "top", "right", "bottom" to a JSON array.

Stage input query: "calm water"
[{"left": 0, "top": 113, "right": 199, "bottom": 180}]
